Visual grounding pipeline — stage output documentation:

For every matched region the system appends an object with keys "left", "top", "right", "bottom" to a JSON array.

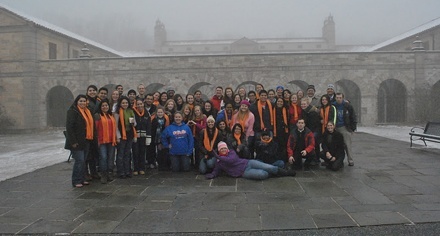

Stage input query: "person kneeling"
[
  {"left": 320, "top": 121, "right": 345, "bottom": 171},
  {"left": 255, "top": 130, "right": 284, "bottom": 168},
  {"left": 205, "top": 142, "right": 295, "bottom": 180}
]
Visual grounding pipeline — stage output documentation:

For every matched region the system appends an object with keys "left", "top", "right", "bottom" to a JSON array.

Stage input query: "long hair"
[
  {"left": 97, "top": 98, "right": 112, "bottom": 115},
  {"left": 116, "top": 96, "right": 131, "bottom": 113},
  {"left": 72, "top": 94, "right": 87, "bottom": 108}
]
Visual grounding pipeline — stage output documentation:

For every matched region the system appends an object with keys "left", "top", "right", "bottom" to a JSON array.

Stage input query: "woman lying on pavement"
[{"left": 205, "top": 141, "right": 296, "bottom": 180}]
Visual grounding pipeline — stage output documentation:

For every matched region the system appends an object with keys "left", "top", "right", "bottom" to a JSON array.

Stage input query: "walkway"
[{"left": 1, "top": 132, "right": 440, "bottom": 234}]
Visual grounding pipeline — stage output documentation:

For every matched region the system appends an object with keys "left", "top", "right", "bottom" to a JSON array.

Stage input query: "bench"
[{"left": 409, "top": 122, "right": 440, "bottom": 147}]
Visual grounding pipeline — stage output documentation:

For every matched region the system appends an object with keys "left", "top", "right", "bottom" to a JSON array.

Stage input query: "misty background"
[{"left": 0, "top": 0, "right": 439, "bottom": 53}]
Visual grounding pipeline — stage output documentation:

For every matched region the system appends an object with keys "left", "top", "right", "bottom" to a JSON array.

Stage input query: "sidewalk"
[{"left": 1, "top": 131, "right": 440, "bottom": 234}]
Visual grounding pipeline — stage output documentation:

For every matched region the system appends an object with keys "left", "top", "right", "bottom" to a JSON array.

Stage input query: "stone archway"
[
  {"left": 188, "top": 82, "right": 212, "bottom": 101},
  {"left": 288, "top": 80, "right": 308, "bottom": 93},
  {"left": 335, "top": 79, "right": 362, "bottom": 123},
  {"left": 145, "top": 83, "right": 165, "bottom": 94},
  {"left": 377, "top": 79, "right": 407, "bottom": 123},
  {"left": 103, "top": 83, "right": 117, "bottom": 93},
  {"left": 46, "top": 86, "right": 74, "bottom": 127},
  {"left": 235, "top": 81, "right": 258, "bottom": 94},
  {"left": 430, "top": 80, "right": 440, "bottom": 121}
]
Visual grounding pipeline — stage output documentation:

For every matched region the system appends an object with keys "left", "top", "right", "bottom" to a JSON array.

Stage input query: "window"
[
  {"left": 72, "top": 49, "right": 79, "bottom": 58},
  {"left": 49, "top": 42, "right": 57, "bottom": 59}
]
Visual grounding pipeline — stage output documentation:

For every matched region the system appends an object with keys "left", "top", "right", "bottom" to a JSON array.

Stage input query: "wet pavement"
[{"left": 1, "top": 132, "right": 440, "bottom": 234}]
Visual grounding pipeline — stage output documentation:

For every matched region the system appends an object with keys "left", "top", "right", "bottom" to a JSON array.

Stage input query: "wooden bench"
[{"left": 409, "top": 122, "right": 440, "bottom": 147}]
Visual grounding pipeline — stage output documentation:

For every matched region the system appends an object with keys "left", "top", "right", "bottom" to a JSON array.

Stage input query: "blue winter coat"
[{"left": 161, "top": 122, "right": 194, "bottom": 156}]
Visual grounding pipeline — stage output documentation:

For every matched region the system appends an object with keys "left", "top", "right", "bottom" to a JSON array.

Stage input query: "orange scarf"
[
  {"left": 133, "top": 106, "right": 145, "bottom": 117},
  {"left": 234, "top": 133, "right": 242, "bottom": 145},
  {"left": 78, "top": 106, "right": 94, "bottom": 140},
  {"left": 320, "top": 106, "right": 330, "bottom": 134},
  {"left": 235, "top": 111, "right": 249, "bottom": 132},
  {"left": 119, "top": 108, "right": 136, "bottom": 140},
  {"left": 203, "top": 128, "right": 218, "bottom": 152},
  {"left": 224, "top": 111, "right": 232, "bottom": 127},
  {"left": 151, "top": 114, "right": 170, "bottom": 127},
  {"left": 273, "top": 107, "right": 288, "bottom": 137},
  {"left": 192, "top": 117, "right": 204, "bottom": 137},
  {"left": 290, "top": 103, "right": 299, "bottom": 123},
  {"left": 153, "top": 100, "right": 159, "bottom": 106},
  {"left": 101, "top": 113, "right": 117, "bottom": 145},
  {"left": 188, "top": 104, "right": 194, "bottom": 111},
  {"left": 257, "top": 101, "right": 273, "bottom": 130},
  {"left": 260, "top": 136, "right": 273, "bottom": 144}
]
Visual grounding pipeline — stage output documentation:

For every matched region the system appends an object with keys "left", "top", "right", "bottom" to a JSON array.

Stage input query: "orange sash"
[
  {"left": 234, "top": 133, "right": 242, "bottom": 145},
  {"left": 101, "top": 113, "right": 117, "bottom": 146},
  {"left": 78, "top": 106, "right": 94, "bottom": 140},
  {"left": 273, "top": 107, "right": 288, "bottom": 137},
  {"left": 203, "top": 128, "right": 218, "bottom": 152},
  {"left": 257, "top": 101, "right": 273, "bottom": 130},
  {"left": 119, "top": 108, "right": 136, "bottom": 140}
]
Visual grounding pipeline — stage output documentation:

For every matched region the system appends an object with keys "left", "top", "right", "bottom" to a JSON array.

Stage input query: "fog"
[{"left": 0, "top": 0, "right": 439, "bottom": 52}]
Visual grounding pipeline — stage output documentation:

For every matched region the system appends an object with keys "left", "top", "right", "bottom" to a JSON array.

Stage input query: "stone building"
[
  {"left": 0, "top": 5, "right": 440, "bottom": 132},
  {"left": 154, "top": 15, "right": 335, "bottom": 55}
]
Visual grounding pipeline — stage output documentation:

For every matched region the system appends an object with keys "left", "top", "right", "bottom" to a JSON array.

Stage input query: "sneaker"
[
  {"left": 139, "top": 171, "right": 145, "bottom": 175},
  {"left": 74, "top": 184, "right": 83, "bottom": 188},
  {"left": 132, "top": 171, "right": 139, "bottom": 176},
  {"left": 277, "top": 168, "right": 296, "bottom": 177},
  {"left": 348, "top": 161, "right": 354, "bottom": 166},
  {"left": 149, "top": 164, "right": 156, "bottom": 169}
]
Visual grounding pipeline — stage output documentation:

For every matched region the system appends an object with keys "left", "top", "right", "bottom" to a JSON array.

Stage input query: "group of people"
[{"left": 65, "top": 82, "right": 357, "bottom": 188}]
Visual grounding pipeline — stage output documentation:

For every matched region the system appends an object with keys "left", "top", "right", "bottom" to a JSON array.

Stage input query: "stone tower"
[
  {"left": 154, "top": 19, "right": 167, "bottom": 54},
  {"left": 322, "top": 14, "right": 335, "bottom": 50}
]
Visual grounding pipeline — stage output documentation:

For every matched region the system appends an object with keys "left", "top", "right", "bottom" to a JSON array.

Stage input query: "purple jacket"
[{"left": 207, "top": 150, "right": 249, "bottom": 178}]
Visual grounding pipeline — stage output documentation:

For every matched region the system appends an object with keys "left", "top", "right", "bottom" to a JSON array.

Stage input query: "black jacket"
[
  {"left": 64, "top": 105, "right": 87, "bottom": 151},
  {"left": 321, "top": 130, "right": 345, "bottom": 158},
  {"left": 301, "top": 105, "right": 320, "bottom": 133}
]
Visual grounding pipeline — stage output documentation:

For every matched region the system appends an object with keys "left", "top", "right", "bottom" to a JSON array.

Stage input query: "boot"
[
  {"left": 277, "top": 168, "right": 296, "bottom": 177},
  {"left": 107, "top": 172, "right": 114, "bottom": 182},
  {"left": 100, "top": 172, "right": 108, "bottom": 184}
]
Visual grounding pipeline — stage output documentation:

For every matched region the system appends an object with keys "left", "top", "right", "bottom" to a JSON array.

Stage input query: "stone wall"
[{"left": 1, "top": 51, "right": 439, "bottom": 131}]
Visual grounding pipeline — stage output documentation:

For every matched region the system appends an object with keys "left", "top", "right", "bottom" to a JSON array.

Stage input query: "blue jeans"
[
  {"left": 72, "top": 141, "right": 90, "bottom": 186},
  {"left": 170, "top": 155, "right": 191, "bottom": 172},
  {"left": 272, "top": 160, "right": 285, "bottom": 168},
  {"left": 242, "top": 159, "right": 278, "bottom": 180},
  {"left": 117, "top": 138, "right": 133, "bottom": 176},
  {"left": 98, "top": 143, "right": 115, "bottom": 173},
  {"left": 199, "top": 157, "right": 217, "bottom": 174}
]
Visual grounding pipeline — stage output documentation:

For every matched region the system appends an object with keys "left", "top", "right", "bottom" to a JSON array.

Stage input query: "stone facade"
[
  {"left": 1, "top": 51, "right": 440, "bottom": 131},
  {"left": 154, "top": 15, "right": 336, "bottom": 55}
]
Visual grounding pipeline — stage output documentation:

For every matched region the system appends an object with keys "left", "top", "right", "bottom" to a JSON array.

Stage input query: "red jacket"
[
  {"left": 286, "top": 127, "right": 315, "bottom": 158},
  {"left": 210, "top": 95, "right": 223, "bottom": 111}
]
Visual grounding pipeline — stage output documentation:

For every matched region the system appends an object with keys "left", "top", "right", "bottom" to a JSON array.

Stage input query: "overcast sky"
[{"left": 1, "top": 0, "right": 439, "bottom": 51}]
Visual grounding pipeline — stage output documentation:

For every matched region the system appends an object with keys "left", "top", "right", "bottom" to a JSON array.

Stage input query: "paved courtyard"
[{"left": 1, "top": 131, "right": 440, "bottom": 234}]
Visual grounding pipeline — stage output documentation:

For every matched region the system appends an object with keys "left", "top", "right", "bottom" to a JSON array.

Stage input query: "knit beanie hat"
[
  {"left": 217, "top": 141, "right": 228, "bottom": 152},
  {"left": 240, "top": 100, "right": 251, "bottom": 107}
]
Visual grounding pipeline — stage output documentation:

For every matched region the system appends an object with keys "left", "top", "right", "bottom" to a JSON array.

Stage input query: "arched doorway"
[
  {"left": 377, "top": 79, "right": 406, "bottom": 123},
  {"left": 235, "top": 81, "right": 258, "bottom": 94},
  {"left": 46, "top": 86, "right": 74, "bottom": 127},
  {"left": 335, "top": 80, "right": 362, "bottom": 123},
  {"left": 288, "top": 80, "right": 308, "bottom": 93},
  {"left": 430, "top": 80, "right": 440, "bottom": 121},
  {"left": 188, "top": 82, "right": 212, "bottom": 101},
  {"left": 145, "top": 83, "right": 165, "bottom": 94}
]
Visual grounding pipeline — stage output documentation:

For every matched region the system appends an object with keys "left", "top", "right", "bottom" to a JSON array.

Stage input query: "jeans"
[
  {"left": 272, "top": 160, "right": 285, "bottom": 168},
  {"left": 98, "top": 143, "right": 115, "bottom": 173},
  {"left": 170, "top": 155, "right": 191, "bottom": 172},
  {"left": 72, "top": 141, "right": 90, "bottom": 186},
  {"left": 199, "top": 157, "right": 217, "bottom": 174},
  {"left": 242, "top": 159, "right": 278, "bottom": 180},
  {"left": 132, "top": 138, "right": 146, "bottom": 172},
  {"left": 117, "top": 138, "right": 133, "bottom": 176}
]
